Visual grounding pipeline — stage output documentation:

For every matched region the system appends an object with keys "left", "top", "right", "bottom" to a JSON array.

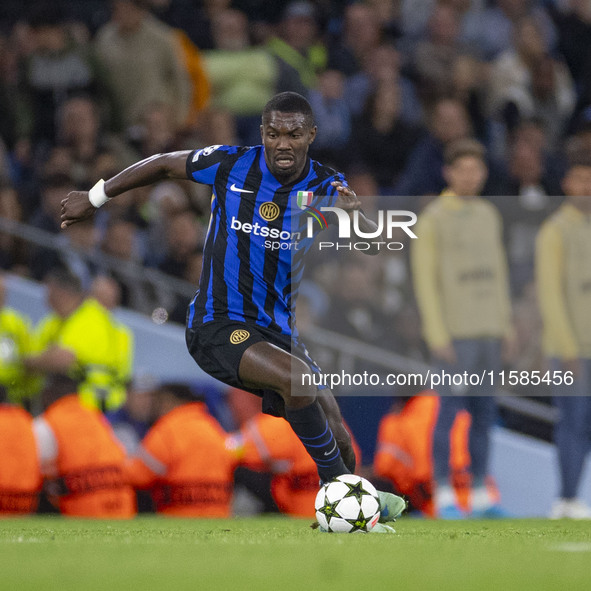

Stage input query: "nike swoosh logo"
[
  {"left": 324, "top": 442, "right": 338, "bottom": 456},
  {"left": 230, "top": 183, "right": 254, "bottom": 194}
]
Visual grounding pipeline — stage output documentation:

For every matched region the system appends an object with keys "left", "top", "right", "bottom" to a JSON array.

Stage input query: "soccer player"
[{"left": 61, "top": 92, "right": 405, "bottom": 523}]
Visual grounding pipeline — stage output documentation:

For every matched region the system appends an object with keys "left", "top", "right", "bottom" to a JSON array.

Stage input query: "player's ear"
[
  {"left": 442, "top": 164, "right": 451, "bottom": 186},
  {"left": 309, "top": 126, "right": 317, "bottom": 144},
  {"left": 260, "top": 124, "right": 264, "bottom": 141}
]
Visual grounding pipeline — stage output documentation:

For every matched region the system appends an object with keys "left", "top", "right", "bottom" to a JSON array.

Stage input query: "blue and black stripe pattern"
[
  {"left": 185, "top": 145, "right": 343, "bottom": 337},
  {"left": 284, "top": 401, "right": 349, "bottom": 482}
]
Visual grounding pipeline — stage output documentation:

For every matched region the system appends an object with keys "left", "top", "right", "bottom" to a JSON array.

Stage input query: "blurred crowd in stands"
[
  {"left": 0, "top": 0, "right": 589, "bottom": 339},
  {"left": 1, "top": 0, "right": 591, "bottom": 518}
]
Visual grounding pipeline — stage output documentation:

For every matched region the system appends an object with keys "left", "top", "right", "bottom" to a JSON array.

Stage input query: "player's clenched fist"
[{"left": 61, "top": 192, "right": 97, "bottom": 229}]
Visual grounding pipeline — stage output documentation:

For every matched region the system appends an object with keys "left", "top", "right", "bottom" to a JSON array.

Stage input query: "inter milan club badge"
[{"left": 297, "top": 191, "right": 313, "bottom": 210}]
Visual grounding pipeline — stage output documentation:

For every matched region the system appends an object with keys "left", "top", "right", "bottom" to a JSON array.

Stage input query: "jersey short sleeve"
[{"left": 186, "top": 144, "right": 239, "bottom": 184}]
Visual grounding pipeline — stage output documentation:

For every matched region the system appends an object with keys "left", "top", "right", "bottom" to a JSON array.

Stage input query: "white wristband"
[{"left": 88, "top": 179, "right": 110, "bottom": 208}]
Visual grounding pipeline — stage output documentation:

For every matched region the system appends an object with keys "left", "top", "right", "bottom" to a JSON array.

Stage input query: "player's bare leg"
[
  {"left": 239, "top": 341, "right": 350, "bottom": 482},
  {"left": 239, "top": 340, "right": 356, "bottom": 471},
  {"left": 239, "top": 342, "right": 406, "bottom": 521}
]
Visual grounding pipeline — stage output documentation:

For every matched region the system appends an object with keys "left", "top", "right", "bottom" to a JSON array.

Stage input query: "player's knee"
[{"left": 279, "top": 358, "right": 317, "bottom": 408}]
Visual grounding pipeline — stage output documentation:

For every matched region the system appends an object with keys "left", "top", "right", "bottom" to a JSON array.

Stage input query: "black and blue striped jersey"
[{"left": 185, "top": 144, "right": 345, "bottom": 337}]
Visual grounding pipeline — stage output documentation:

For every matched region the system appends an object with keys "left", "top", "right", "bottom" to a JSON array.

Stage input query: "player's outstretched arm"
[
  {"left": 331, "top": 180, "right": 383, "bottom": 255},
  {"left": 60, "top": 150, "right": 192, "bottom": 229}
]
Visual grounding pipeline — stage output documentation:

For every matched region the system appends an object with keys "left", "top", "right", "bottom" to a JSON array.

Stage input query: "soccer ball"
[{"left": 314, "top": 474, "right": 381, "bottom": 533}]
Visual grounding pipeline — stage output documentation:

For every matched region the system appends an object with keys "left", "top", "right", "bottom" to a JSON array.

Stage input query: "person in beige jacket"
[
  {"left": 412, "top": 138, "right": 514, "bottom": 519},
  {"left": 536, "top": 143, "right": 591, "bottom": 519}
]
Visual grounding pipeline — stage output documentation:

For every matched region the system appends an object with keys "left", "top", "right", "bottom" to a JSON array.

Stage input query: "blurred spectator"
[
  {"left": 488, "top": 16, "right": 575, "bottom": 148},
  {"left": 345, "top": 42, "right": 423, "bottom": 124},
  {"left": 198, "top": 108, "right": 240, "bottom": 147},
  {"left": 99, "top": 217, "right": 155, "bottom": 312},
  {"left": 511, "top": 280, "right": 544, "bottom": 376},
  {"left": 308, "top": 69, "right": 352, "bottom": 166},
  {"left": 171, "top": 26, "right": 211, "bottom": 128},
  {"left": 0, "top": 183, "right": 28, "bottom": 273},
  {"left": 140, "top": 181, "right": 191, "bottom": 262},
  {"left": 203, "top": 8, "right": 277, "bottom": 144},
  {"left": 232, "top": 0, "right": 288, "bottom": 26},
  {"left": 412, "top": 2, "right": 467, "bottom": 103},
  {"left": 530, "top": 53, "right": 577, "bottom": 145},
  {"left": 366, "top": 0, "right": 402, "bottom": 39},
  {"left": 394, "top": 97, "right": 471, "bottom": 197},
  {"left": 25, "top": 267, "right": 133, "bottom": 413},
  {"left": 347, "top": 79, "right": 423, "bottom": 193},
  {"left": 32, "top": 374, "right": 136, "bottom": 518},
  {"left": 461, "top": 0, "right": 556, "bottom": 61},
  {"left": 374, "top": 393, "right": 499, "bottom": 517},
  {"left": 158, "top": 210, "right": 204, "bottom": 279},
  {"left": 321, "top": 258, "right": 399, "bottom": 351},
  {"left": 0, "top": 138, "right": 10, "bottom": 183},
  {"left": 229, "top": 387, "right": 319, "bottom": 518},
  {"left": 107, "top": 373, "right": 156, "bottom": 454},
  {"left": 328, "top": 2, "right": 383, "bottom": 76},
  {"left": 0, "top": 32, "right": 20, "bottom": 151},
  {"left": 549, "top": 0, "right": 591, "bottom": 110},
  {"left": 411, "top": 139, "right": 514, "bottom": 518},
  {"left": 0, "top": 272, "right": 36, "bottom": 406},
  {"left": 0, "top": 385, "right": 41, "bottom": 515},
  {"left": 55, "top": 95, "right": 136, "bottom": 188},
  {"left": 90, "top": 275, "right": 123, "bottom": 311},
  {"left": 160, "top": 211, "right": 204, "bottom": 324},
  {"left": 48, "top": 219, "right": 101, "bottom": 291},
  {"left": 400, "top": 0, "right": 438, "bottom": 39},
  {"left": 266, "top": 1, "right": 327, "bottom": 96},
  {"left": 535, "top": 142, "right": 591, "bottom": 519},
  {"left": 125, "top": 382, "right": 236, "bottom": 517},
  {"left": 128, "top": 101, "right": 179, "bottom": 159},
  {"left": 29, "top": 173, "right": 74, "bottom": 234},
  {"left": 227, "top": 387, "right": 362, "bottom": 517},
  {"left": 146, "top": 0, "right": 221, "bottom": 49},
  {"left": 28, "top": 173, "right": 77, "bottom": 281},
  {"left": 94, "top": 0, "right": 191, "bottom": 132},
  {"left": 18, "top": 4, "right": 108, "bottom": 149},
  {"left": 489, "top": 134, "right": 563, "bottom": 294},
  {"left": 450, "top": 53, "right": 489, "bottom": 142}
]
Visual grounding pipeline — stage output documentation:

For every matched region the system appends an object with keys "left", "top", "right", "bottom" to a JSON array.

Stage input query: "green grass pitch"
[{"left": 1, "top": 516, "right": 590, "bottom": 591}]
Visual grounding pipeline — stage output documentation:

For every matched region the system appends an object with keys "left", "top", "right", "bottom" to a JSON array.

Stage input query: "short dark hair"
[
  {"left": 262, "top": 92, "right": 314, "bottom": 127},
  {"left": 444, "top": 138, "right": 486, "bottom": 166}
]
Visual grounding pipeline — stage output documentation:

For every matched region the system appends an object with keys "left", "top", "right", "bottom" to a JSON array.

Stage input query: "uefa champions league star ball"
[{"left": 315, "top": 474, "right": 381, "bottom": 533}]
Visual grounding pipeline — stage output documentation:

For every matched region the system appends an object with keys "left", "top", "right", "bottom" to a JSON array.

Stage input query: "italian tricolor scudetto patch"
[{"left": 297, "top": 191, "right": 314, "bottom": 209}]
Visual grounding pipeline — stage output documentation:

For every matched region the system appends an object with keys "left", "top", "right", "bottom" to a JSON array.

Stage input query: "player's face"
[{"left": 261, "top": 111, "right": 317, "bottom": 183}]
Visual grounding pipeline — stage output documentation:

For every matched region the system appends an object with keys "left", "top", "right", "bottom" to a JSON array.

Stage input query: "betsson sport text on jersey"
[{"left": 231, "top": 208, "right": 418, "bottom": 251}]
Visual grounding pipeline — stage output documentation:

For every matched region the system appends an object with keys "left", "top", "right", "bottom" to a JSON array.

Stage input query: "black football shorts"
[{"left": 185, "top": 319, "right": 323, "bottom": 417}]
